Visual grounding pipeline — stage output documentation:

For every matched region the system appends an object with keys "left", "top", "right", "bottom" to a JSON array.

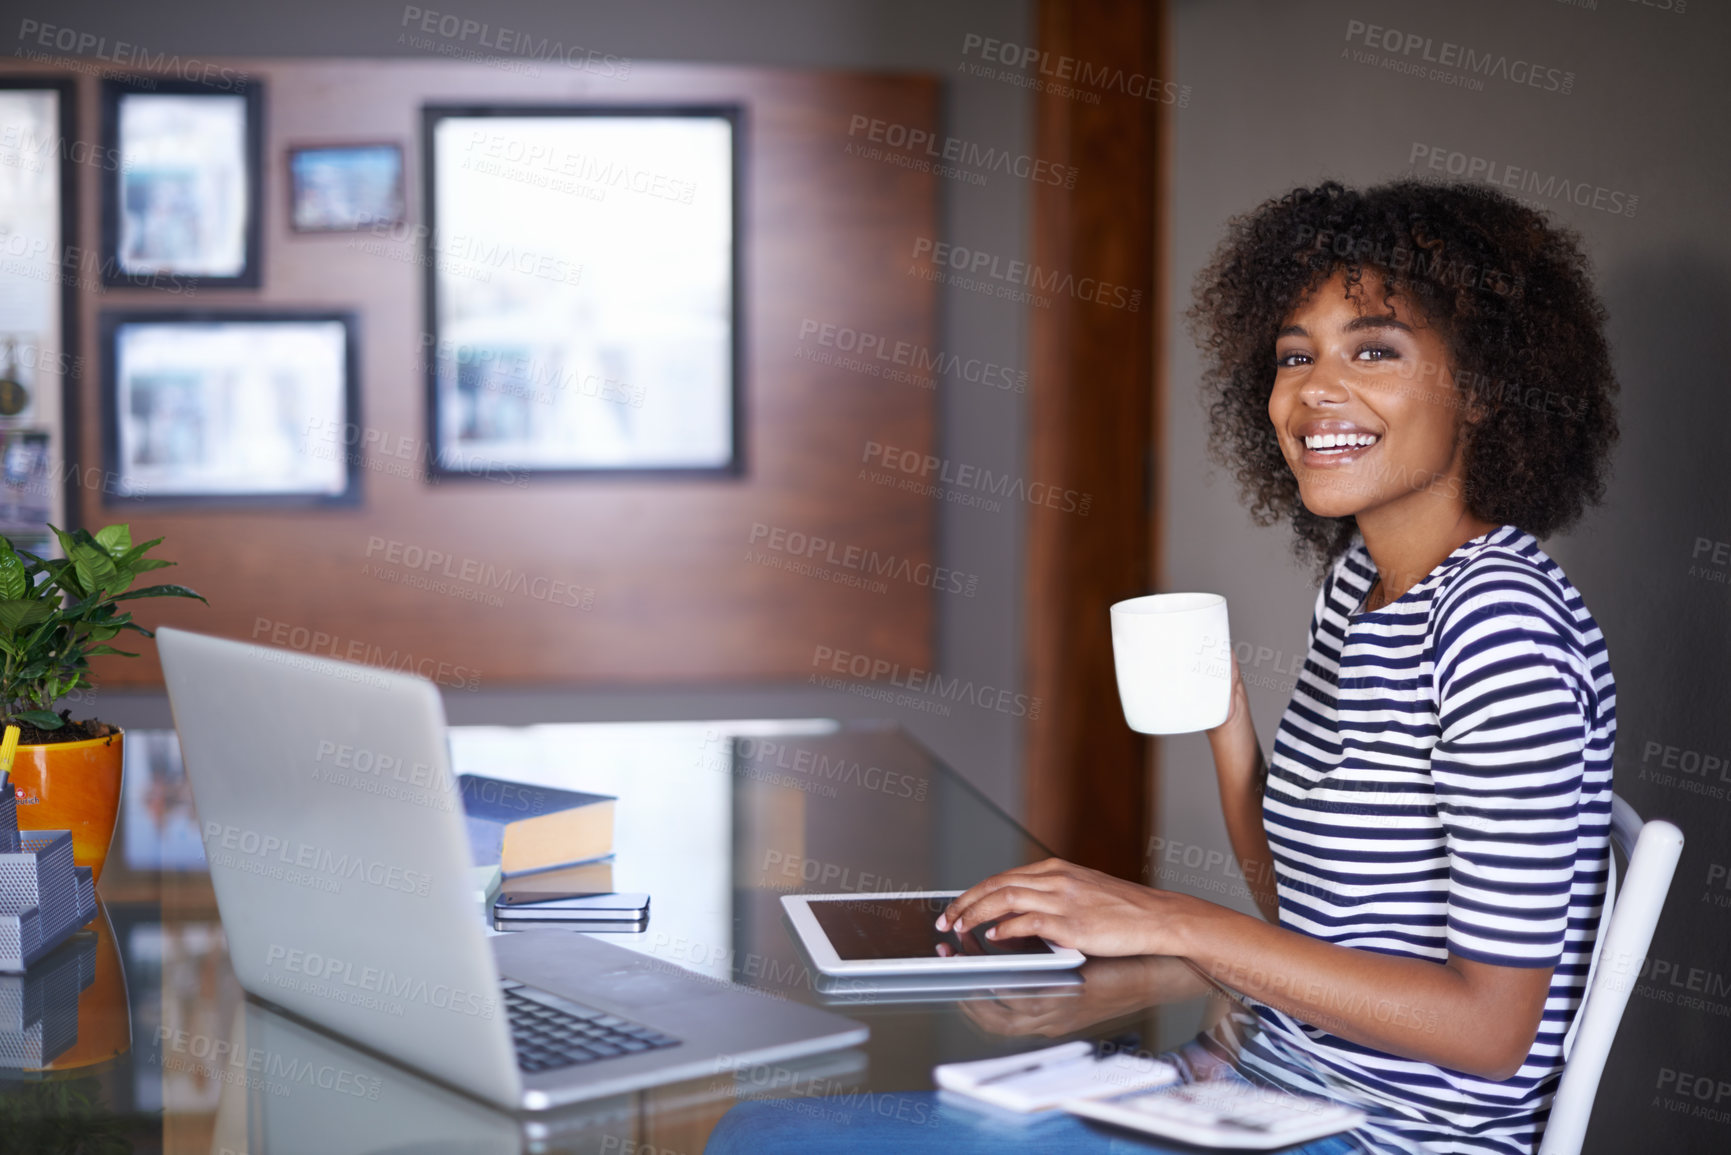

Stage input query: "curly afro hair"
[{"left": 1188, "top": 179, "right": 1618, "bottom": 573}]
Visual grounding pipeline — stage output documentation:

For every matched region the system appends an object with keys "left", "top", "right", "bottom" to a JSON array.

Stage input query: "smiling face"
[{"left": 1268, "top": 270, "right": 1476, "bottom": 531}]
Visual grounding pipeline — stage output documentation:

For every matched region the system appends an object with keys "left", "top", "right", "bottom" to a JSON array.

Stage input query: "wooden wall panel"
[
  {"left": 5, "top": 59, "right": 939, "bottom": 687},
  {"left": 1022, "top": 0, "right": 1165, "bottom": 876}
]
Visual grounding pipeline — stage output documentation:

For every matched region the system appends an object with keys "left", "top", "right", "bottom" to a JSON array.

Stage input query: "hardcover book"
[{"left": 458, "top": 774, "right": 615, "bottom": 877}]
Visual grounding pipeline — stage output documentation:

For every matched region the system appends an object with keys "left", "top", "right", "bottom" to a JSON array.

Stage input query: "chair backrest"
[{"left": 1539, "top": 793, "right": 1684, "bottom": 1155}]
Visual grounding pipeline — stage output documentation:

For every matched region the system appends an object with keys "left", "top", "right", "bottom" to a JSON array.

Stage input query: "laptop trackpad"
[{"left": 493, "top": 931, "right": 746, "bottom": 1018}]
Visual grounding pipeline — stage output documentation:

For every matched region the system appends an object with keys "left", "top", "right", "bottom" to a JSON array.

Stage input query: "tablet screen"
[{"left": 809, "top": 896, "right": 1055, "bottom": 960}]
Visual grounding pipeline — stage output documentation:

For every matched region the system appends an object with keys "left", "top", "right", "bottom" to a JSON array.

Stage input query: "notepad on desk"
[
  {"left": 934, "top": 1040, "right": 1179, "bottom": 1113},
  {"left": 458, "top": 773, "right": 615, "bottom": 876}
]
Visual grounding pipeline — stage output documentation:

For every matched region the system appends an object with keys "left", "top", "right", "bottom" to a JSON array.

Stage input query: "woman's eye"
[
  {"left": 1275, "top": 350, "right": 1311, "bottom": 368},
  {"left": 1355, "top": 345, "right": 1398, "bottom": 362}
]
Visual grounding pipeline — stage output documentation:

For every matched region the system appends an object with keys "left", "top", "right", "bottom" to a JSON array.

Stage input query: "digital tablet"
[
  {"left": 813, "top": 969, "right": 1084, "bottom": 1006},
  {"left": 781, "top": 891, "right": 1086, "bottom": 976}
]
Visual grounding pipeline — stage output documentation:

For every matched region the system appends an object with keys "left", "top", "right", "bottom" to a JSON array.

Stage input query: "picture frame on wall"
[
  {"left": 99, "top": 310, "right": 360, "bottom": 506},
  {"left": 287, "top": 142, "right": 406, "bottom": 233},
  {"left": 0, "top": 77, "right": 77, "bottom": 538},
  {"left": 100, "top": 77, "right": 263, "bottom": 289},
  {"left": 422, "top": 105, "right": 742, "bottom": 479}
]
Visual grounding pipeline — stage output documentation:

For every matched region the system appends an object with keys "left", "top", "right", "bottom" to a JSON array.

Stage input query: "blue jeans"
[{"left": 703, "top": 1089, "right": 1366, "bottom": 1154}]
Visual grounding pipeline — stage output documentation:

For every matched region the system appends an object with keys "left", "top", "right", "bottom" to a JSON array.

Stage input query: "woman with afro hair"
[{"left": 942, "top": 180, "right": 1619, "bottom": 1154}]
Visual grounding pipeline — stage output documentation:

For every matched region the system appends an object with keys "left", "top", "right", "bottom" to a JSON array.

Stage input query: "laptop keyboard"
[{"left": 502, "top": 981, "right": 682, "bottom": 1074}]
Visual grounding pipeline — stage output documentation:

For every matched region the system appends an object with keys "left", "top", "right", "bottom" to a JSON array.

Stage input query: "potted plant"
[{"left": 1, "top": 524, "right": 203, "bottom": 883}]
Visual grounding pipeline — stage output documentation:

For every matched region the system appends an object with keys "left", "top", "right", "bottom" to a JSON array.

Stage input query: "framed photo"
[
  {"left": 422, "top": 105, "right": 741, "bottom": 479},
  {"left": 0, "top": 428, "right": 52, "bottom": 534},
  {"left": 99, "top": 310, "right": 360, "bottom": 506},
  {"left": 0, "top": 78, "right": 76, "bottom": 533},
  {"left": 287, "top": 142, "right": 405, "bottom": 232},
  {"left": 100, "top": 77, "right": 263, "bottom": 289}
]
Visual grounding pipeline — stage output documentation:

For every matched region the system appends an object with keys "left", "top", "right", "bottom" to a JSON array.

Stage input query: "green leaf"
[
  {"left": 70, "top": 542, "right": 122, "bottom": 596},
  {"left": 11, "top": 710, "right": 64, "bottom": 729},
  {"left": 94, "top": 524, "right": 132, "bottom": 558},
  {"left": 116, "top": 537, "right": 164, "bottom": 566},
  {"left": 0, "top": 542, "right": 25, "bottom": 601},
  {"left": 111, "top": 583, "right": 206, "bottom": 603},
  {"left": 84, "top": 645, "right": 139, "bottom": 658},
  {"left": 45, "top": 529, "right": 88, "bottom": 597},
  {"left": 0, "top": 599, "right": 53, "bottom": 634}
]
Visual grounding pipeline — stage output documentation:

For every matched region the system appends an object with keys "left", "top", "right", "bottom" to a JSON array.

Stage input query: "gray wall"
[
  {"left": 1163, "top": 1, "right": 1730, "bottom": 1150},
  {"left": 39, "top": 0, "right": 1039, "bottom": 820}
]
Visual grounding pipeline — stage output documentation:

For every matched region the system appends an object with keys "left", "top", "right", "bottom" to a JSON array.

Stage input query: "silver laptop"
[{"left": 157, "top": 627, "right": 867, "bottom": 1112}]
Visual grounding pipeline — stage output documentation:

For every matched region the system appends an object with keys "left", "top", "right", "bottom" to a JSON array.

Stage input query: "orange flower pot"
[{"left": 9, "top": 730, "right": 125, "bottom": 885}]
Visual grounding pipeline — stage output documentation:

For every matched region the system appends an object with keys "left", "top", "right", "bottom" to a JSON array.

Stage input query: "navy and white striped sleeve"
[{"left": 1429, "top": 559, "right": 1589, "bottom": 969}]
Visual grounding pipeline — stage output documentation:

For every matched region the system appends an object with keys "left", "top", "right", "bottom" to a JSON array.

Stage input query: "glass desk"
[{"left": 1, "top": 720, "right": 1420, "bottom": 1154}]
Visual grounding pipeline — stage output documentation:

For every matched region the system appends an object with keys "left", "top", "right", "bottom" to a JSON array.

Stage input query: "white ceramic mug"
[{"left": 1110, "top": 593, "right": 1232, "bottom": 734}]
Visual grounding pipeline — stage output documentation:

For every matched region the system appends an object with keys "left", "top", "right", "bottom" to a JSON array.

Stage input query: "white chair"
[{"left": 1539, "top": 793, "right": 1684, "bottom": 1155}]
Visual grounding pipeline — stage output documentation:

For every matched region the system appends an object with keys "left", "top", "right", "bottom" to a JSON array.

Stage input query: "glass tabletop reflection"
[{"left": 0, "top": 719, "right": 1345, "bottom": 1155}]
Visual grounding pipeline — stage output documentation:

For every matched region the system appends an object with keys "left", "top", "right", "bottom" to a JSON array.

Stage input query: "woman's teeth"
[{"left": 1303, "top": 432, "right": 1380, "bottom": 452}]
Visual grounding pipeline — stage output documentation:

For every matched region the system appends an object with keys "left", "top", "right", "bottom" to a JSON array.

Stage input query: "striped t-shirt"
[{"left": 1248, "top": 524, "right": 1614, "bottom": 1155}]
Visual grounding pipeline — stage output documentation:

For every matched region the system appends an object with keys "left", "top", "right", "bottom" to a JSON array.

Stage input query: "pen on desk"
[
  {"left": 973, "top": 1035, "right": 1140, "bottom": 1087},
  {"left": 973, "top": 1049, "right": 1086, "bottom": 1087}
]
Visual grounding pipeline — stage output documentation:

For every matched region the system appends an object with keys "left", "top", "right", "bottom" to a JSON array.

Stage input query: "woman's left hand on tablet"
[{"left": 937, "top": 859, "right": 1199, "bottom": 958}]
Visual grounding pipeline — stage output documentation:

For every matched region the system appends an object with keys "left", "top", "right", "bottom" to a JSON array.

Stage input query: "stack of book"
[{"left": 459, "top": 773, "right": 615, "bottom": 880}]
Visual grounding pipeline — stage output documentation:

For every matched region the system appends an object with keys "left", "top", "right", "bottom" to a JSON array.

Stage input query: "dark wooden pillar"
[{"left": 1023, "top": 0, "right": 1168, "bottom": 877}]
